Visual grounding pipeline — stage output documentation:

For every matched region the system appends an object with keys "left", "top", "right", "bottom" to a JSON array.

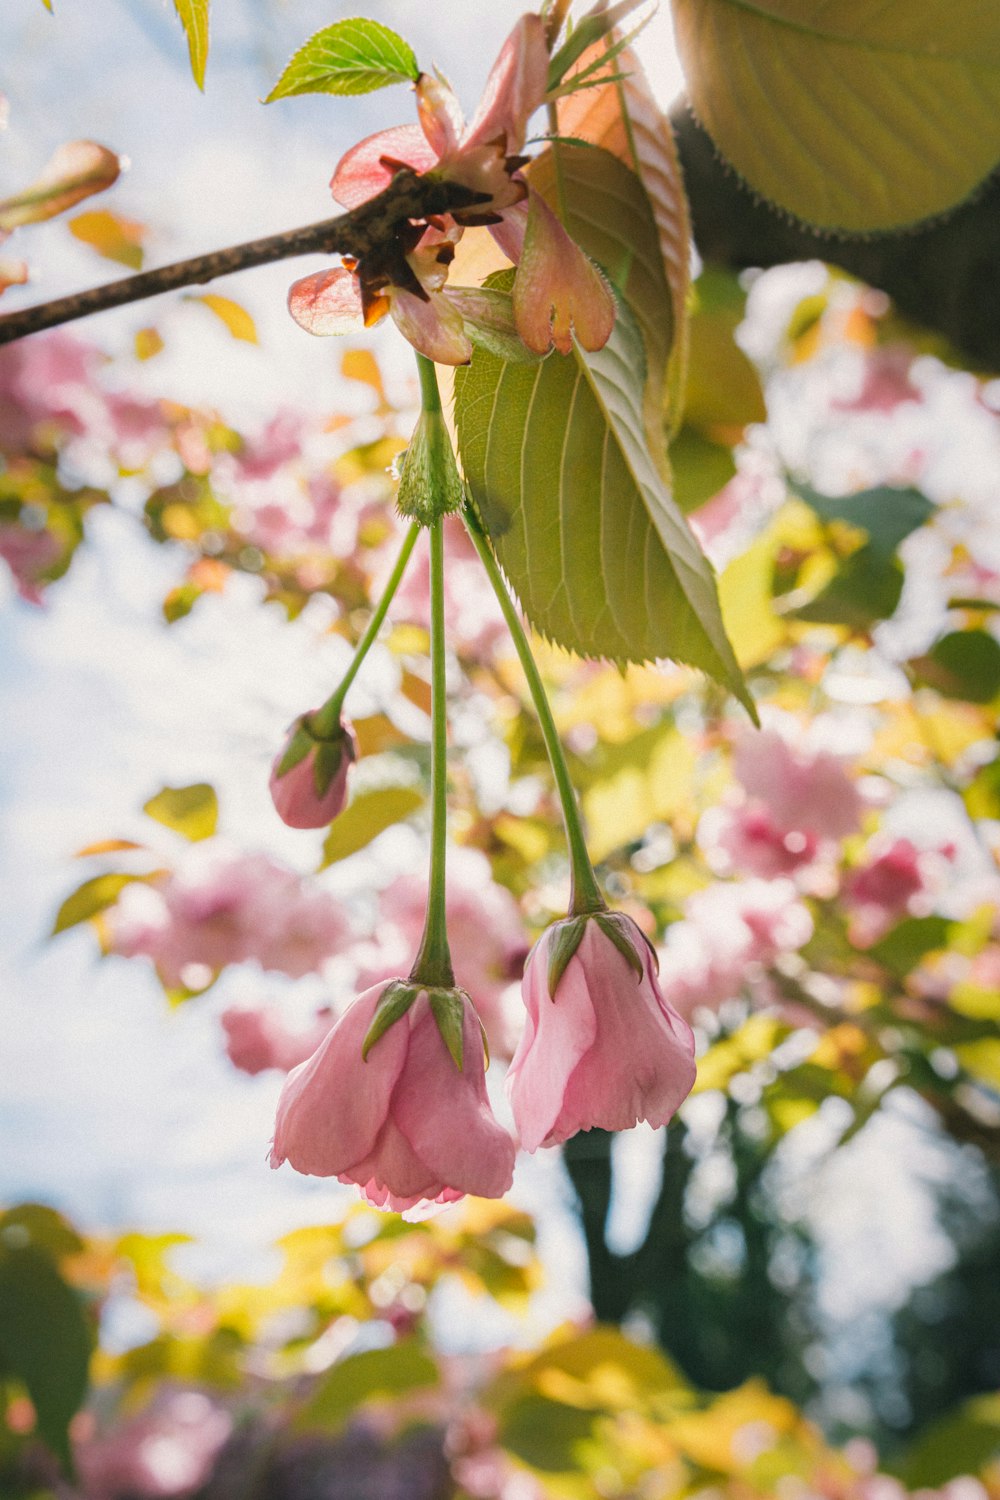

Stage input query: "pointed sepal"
[
  {"left": 275, "top": 721, "right": 315, "bottom": 778},
  {"left": 362, "top": 980, "right": 420, "bottom": 1060},
  {"left": 428, "top": 985, "right": 471, "bottom": 1070},
  {"left": 396, "top": 407, "right": 465, "bottom": 525},
  {"left": 546, "top": 915, "right": 587, "bottom": 998},
  {"left": 593, "top": 910, "right": 654, "bottom": 978}
]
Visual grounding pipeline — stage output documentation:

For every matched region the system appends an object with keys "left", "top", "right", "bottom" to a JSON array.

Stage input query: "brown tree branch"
[{"left": 0, "top": 169, "right": 484, "bottom": 346}]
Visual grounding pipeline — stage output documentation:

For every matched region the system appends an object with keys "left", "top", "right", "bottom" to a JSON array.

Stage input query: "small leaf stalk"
[
  {"left": 310, "top": 520, "right": 420, "bottom": 738},
  {"left": 462, "top": 500, "right": 606, "bottom": 918}
]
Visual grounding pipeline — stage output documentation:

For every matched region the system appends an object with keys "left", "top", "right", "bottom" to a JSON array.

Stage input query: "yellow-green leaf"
[
  {"left": 173, "top": 0, "right": 210, "bottom": 90},
  {"left": 143, "top": 783, "right": 218, "bottom": 841},
  {"left": 671, "top": 0, "right": 1000, "bottom": 230},
  {"left": 321, "top": 784, "right": 423, "bottom": 866},
  {"left": 187, "top": 293, "right": 257, "bottom": 343},
  {"left": 69, "top": 208, "right": 146, "bottom": 269},
  {"left": 52, "top": 872, "right": 146, "bottom": 935},
  {"left": 266, "top": 18, "right": 419, "bottom": 102},
  {"left": 455, "top": 270, "right": 752, "bottom": 713}
]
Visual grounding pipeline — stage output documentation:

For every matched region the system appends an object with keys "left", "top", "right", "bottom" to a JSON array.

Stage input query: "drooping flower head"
[
  {"left": 269, "top": 711, "right": 358, "bottom": 830},
  {"left": 288, "top": 12, "right": 615, "bottom": 364},
  {"left": 507, "top": 910, "right": 696, "bottom": 1152},
  {"left": 271, "top": 979, "right": 515, "bottom": 1217}
]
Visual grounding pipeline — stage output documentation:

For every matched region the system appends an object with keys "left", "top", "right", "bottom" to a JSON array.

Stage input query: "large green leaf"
[
  {"left": 320, "top": 784, "right": 424, "bottom": 866},
  {"left": 295, "top": 1340, "right": 438, "bottom": 1431},
  {"left": 670, "top": 0, "right": 1000, "bottom": 230},
  {"left": 266, "top": 19, "right": 419, "bottom": 102},
  {"left": 173, "top": 0, "right": 209, "bottom": 90},
  {"left": 455, "top": 277, "right": 751, "bottom": 709},
  {"left": 0, "top": 1245, "right": 93, "bottom": 1471}
]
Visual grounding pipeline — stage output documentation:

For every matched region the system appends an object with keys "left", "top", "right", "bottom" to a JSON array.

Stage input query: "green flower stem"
[
  {"left": 462, "top": 501, "right": 606, "bottom": 917},
  {"left": 311, "top": 521, "right": 420, "bottom": 739},
  {"left": 409, "top": 516, "right": 456, "bottom": 986}
]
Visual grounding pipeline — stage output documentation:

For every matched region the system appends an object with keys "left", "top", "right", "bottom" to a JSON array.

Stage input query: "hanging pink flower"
[
  {"left": 220, "top": 1003, "right": 333, "bottom": 1076},
  {"left": 288, "top": 13, "right": 614, "bottom": 363},
  {"left": 271, "top": 980, "right": 515, "bottom": 1216},
  {"left": 269, "top": 712, "right": 358, "bottom": 829},
  {"left": 506, "top": 912, "right": 696, "bottom": 1152}
]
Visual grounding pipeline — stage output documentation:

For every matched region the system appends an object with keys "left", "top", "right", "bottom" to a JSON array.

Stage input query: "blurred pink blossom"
[
  {"left": 734, "top": 728, "right": 863, "bottom": 841},
  {"left": 75, "top": 1388, "right": 231, "bottom": 1500},
  {"left": 844, "top": 836, "right": 941, "bottom": 944},
  {"left": 220, "top": 1003, "right": 334, "bottom": 1076},
  {"left": 271, "top": 981, "right": 515, "bottom": 1216},
  {"left": 660, "top": 879, "right": 814, "bottom": 1018},
  {"left": 832, "top": 346, "right": 921, "bottom": 415},
  {"left": 109, "top": 846, "right": 351, "bottom": 988},
  {"left": 0, "top": 523, "right": 61, "bottom": 604}
]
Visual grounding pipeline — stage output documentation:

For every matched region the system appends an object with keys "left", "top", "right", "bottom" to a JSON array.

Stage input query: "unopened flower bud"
[{"left": 269, "top": 712, "right": 358, "bottom": 829}]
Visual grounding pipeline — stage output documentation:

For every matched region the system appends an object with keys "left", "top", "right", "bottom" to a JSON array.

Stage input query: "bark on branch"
[{"left": 0, "top": 169, "right": 484, "bottom": 346}]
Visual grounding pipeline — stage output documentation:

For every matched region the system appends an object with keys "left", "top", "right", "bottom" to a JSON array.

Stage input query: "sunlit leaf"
[
  {"left": 0, "top": 1245, "right": 93, "bottom": 1471},
  {"left": 455, "top": 269, "right": 752, "bottom": 711},
  {"left": 669, "top": 426, "right": 736, "bottom": 513},
  {"left": 134, "top": 326, "right": 164, "bottom": 361},
  {"left": 717, "top": 526, "right": 788, "bottom": 670},
  {"left": 791, "top": 546, "right": 903, "bottom": 630},
  {"left": 173, "top": 0, "right": 210, "bottom": 90},
  {"left": 0, "top": 141, "right": 120, "bottom": 232},
  {"left": 795, "top": 483, "right": 935, "bottom": 560},
  {"left": 320, "top": 784, "right": 424, "bottom": 866},
  {"left": 74, "top": 838, "right": 145, "bottom": 857},
  {"left": 266, "top": 19, "right": 419, "bottom": 102},
  {"left": 556, "top": 37, "right": 691, "bottom": 426},
  {"left": 910, "top": 630, "right": 1000, "bottom": 703},
  {"left": 186, "top": 294, "right": 258, "bottom": 343},
  {"left": 52, "top": 872, "right": 147, "bottom": 935},
  {"left": 69, "top": 208, "right": 146, "bottom": 269},
  {"left": 870, "top": 916, "right": 952, "bottom": 978},
  {"left": 671, "top": 0, "right": 1000, "bottom": 231},
  {"left": 693, "top": 1016, "right": 783, "bottom": 1094},
  {"left": 0, "top": 1204, "right": 84, "bottom": 1262},
  {"left": 295, "top": 1340, "right": 438, "bottom": 1431},
  {"left": 681, "top": 268, "right": 766, "bottom": 442},
  {"left": 582, "top": 723, "right": 696, "bottom": 860},
  {"left": 143, "top": 782, "right": 218, "bottom": 841},
  {"left": 892, "top": 1391, "right": 1000, "bottom": 1486}
]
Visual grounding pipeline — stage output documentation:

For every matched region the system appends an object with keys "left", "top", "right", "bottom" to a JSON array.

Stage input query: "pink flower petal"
[
  {"left": 505, "top": 931, "right": 597, "bottom": 1152},
  {"left": 287, "top": 267, "right": 365, "bottom": 337},
  {"left": 416, "top": 73, "right": 465, "bottom": 158},
  {"left": 390, "top": 287, "right": 472, "bottom": 365},
  {"left": 271, "top": 984, "right": 409, "bottom": 1176},
  {"left": 513, "top": 191, "right": 615, "bottom": 355},
  {"left": 393, "top": 998, "right": 515, "bottom": 1199},
  {"left": 330, "top": 125, "right": 438, "bottom": 209},
  {"left": 464, "top": 14, "right": 549, "bottom": 155}
]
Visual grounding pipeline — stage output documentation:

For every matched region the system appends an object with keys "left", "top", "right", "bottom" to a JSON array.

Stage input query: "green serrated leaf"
[
  {"left": 320, "top": 784, "right": 423, "bottom": 866},
  {"left": 671, "top": 0, "right": 1000, "bottom": 231},
  {"left": 455, "top": 276, "right": 751, "bottom": 711},
  {"left": 546, "top": 917, "right": 587, "bottom": 996},
  {"left": 173, "top": 0, "right": 210, "bottom": 90},
  {"left": 143, "top": 782, "right": 218, "bottom": 841},
  {"left": 429, "top": 988, "right": 467, "bottom": 1070},
  {"left": 266, "top": 18, "right": 419, "bottom": 102},
  {"left": 362, "top": 981, "right": 419, "bottom": 1059},
  {"left": 0, "top": 1245, "right": 93, "bottom": 1472},
  {"left": 52, "top": 872, "right": 145, "bottom": 935},
  {"left": 593, "top": 911, "right": 645, "bottom": 978}
]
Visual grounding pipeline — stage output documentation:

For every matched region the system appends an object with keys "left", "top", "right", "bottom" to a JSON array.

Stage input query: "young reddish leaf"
[
  {"left": 69, "top": 208, "right": 146, "bottom": 269},
  {"left": 73, "top": 839, "right": 145, "bottom": 858},
  {"left": 0, "top": 141, "right": 121, "bottom": 232},
  {"left": 0, "top": 259, "right": 28, "bottom": 296},
  {"left": 173, "top": 0, "right": 210, "bottom": 90},
  {"left": 186, "top": 293, "right": 258, "bottom": 343},
  {"left": 266, "top": 18, "right": 419, "bottom": 102},
  {"left": 143, "top": 783, "right": 219, "bottom": 841},
  {"left": 557, "top": 38, "right": 691, "bottom": 433}
]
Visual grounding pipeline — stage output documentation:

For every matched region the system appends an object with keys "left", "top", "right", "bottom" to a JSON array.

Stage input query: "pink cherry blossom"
[
  {"left": 734, "top": 728, "right": 863, "bottom": 841},
  {"left": 109, "top": 845, "right": 351, "bottom": 987},
  {"left": 220, "top": 1003, "right": 334, "bottom": 1076},
  {"left": 271, "top": 981, "right": 515, "bottom": 1216},
  {"left": 288, "top": 13, "right": 614, "bottom": 363},
  {"left": 710, "top": 802, "right": 820, "bottom": 880},
  {"left": 832, "top": 345, "right": 921, "bottom": 415},
  {"left": 506, "top": 913, "right": 696, "bottom": 1152},
  {"left": 269, "top": 713, "right": 358, "bottom": 829},
  {"left": 75, "top": 1388, "right": 231, "bottom": 1500},
  {"left": 0, "top": 522, "right": 61, "bottom": 604},
  {"left": 659, "top": 879, "right": 814, "bottom": 1018}
]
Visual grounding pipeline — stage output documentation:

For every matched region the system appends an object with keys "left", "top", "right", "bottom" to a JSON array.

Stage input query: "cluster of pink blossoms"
[
  {"left": 288, "top": 14, "right": 615, "bottom": 364},
  {"left": 108, "top": 845, "right": 350, "bottom": 989},
  {"left": 270, "top": 907, "right": 696, "bottom": 1217}
]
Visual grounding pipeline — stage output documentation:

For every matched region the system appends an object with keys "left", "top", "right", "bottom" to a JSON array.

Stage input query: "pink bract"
[
  {"left": 270, "top": 982, "right": 515, "bottom": 1216},
  {"left": 506, "top": 915, "right": 696, "bottom": 1152}
]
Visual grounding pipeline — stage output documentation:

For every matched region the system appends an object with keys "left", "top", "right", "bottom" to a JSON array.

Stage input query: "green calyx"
[
  {"left": 396, "top": 406, "right": 465, "bottom": 526},
  {"left": 547, "top": 910, "right": 653, "bottom": 999},
  {"left": 361, "top": 980, "right": 481, "bottom": 1072},
  {"left": 275, "top": 714, "right": 355, "bottom": 797}
]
